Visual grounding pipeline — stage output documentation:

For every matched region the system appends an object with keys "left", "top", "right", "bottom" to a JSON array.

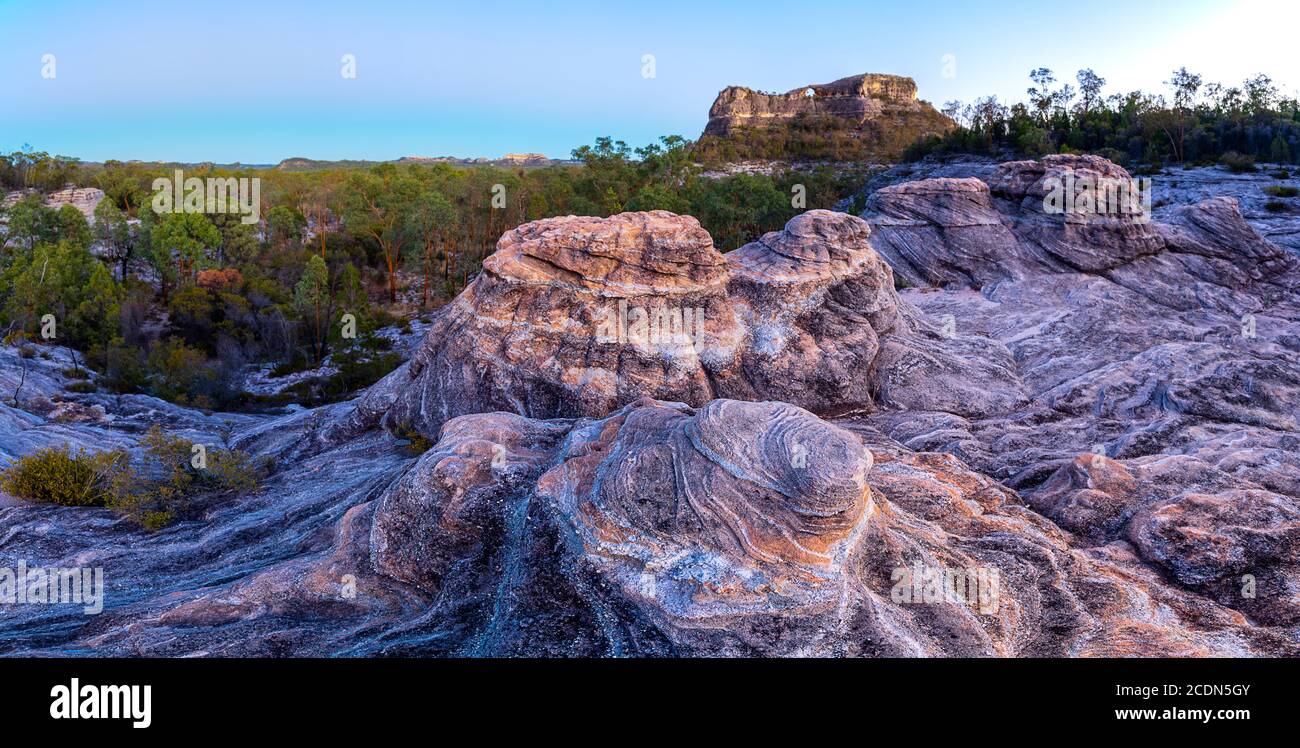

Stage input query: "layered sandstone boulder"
[
  {"left": 721, "top": 210, "right": 901, "bottom": 411},
  {"left": 1128, "top": 489, "right": 1300, "bottom": 625},
  {"left": 352, "top": 211, "right": 737, "bottom": 438},
  {"left": 354, "top": 209, "right": 1026, "bottom": 441},
  {"left": 864, "top": 177, "right": 1035, "bottom": 287},
  {"left": 867, "top": 155, "right": 1171, "bottom": 287}
]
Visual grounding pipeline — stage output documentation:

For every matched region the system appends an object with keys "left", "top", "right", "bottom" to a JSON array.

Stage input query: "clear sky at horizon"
[{"left": 1, "top": 0, "right": 1296, "bottom": 164}]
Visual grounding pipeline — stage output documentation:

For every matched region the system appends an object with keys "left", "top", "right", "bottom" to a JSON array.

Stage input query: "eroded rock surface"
[
  {"left": 15, "top": 398, "right": 1285, "bottom": 657},
  {"left": 862, "top": 155, "right": 1300, "bottom": 630},
  {"left": 2, "top": 155, "right": 1298, "bottom": 657},
  {"left": 354, "top": 209, "right": 1025, "bottom": 440}
]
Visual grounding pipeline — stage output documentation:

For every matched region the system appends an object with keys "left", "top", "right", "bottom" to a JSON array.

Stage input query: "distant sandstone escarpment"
[{"left": 698, "top": 73, "right": 955, "bottom": 162}]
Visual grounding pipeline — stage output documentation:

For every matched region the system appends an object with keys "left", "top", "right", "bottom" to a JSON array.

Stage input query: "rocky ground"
[
  {"left": 1, "top": 155, "right": 1297, "bottom": 657},
  {"left": 848, "top": 156, "right": 1300, "bottom": 253}
]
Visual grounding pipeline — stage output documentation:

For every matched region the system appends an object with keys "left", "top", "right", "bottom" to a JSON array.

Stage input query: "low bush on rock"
[
  {"left": 0, "top": 445, "right": 116, "bottom": 506},
  {"left": 0, "top": 426, "right": 263, "bottom": 530},
  {"left": 1221, "top": 151, "right": 1257, "bottom": 173}
]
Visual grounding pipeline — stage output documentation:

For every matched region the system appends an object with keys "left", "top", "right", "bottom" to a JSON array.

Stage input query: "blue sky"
[{"left": 1, "top": 0, "right": 1295, "bottom": 163}]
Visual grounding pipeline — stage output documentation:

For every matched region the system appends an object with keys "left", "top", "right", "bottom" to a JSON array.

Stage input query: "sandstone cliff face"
[
  {"left": 1, "top": 187, "right": 104, "bottom": 223},
  {"left": 705, "top": 74, "right": 920, "bottom": 136},
  {"left": 3, "top": 156, "right": 1298, "bottom": 657},
  {"left": 700, "top": 73, "right": 954, "bottom": 161}
]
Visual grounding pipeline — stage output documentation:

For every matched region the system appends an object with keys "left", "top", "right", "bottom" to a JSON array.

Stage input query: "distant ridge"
[{"left": 274, "top": 154, "right": 576, "bottom": 172}]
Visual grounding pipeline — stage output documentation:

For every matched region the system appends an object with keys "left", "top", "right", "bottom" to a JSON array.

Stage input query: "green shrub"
[
  {"left": 0, "top": 446, "right": 122, "bottom": 506},
  {"left": 103, "top": 427, "right": 262, "bottom": 530},
  {"left": 1265, "top": 200, "right": 1288, "bottom": 212},
  {"left": 146, "top": 337, "right": 222, "bottom": 404},
  {"left": 283, "top": 340, "right": 404, "bottom": 407},
  {"left": 65, "top": 381, "right": 98, "bottom": 393},
  {"left": 206, "top": 448, "right": 260, "bottom": 494},
  {"left": 1, "top": 427, "right": 261, "bottom": 530},
  {"left": 1221, "top": 151, "right": 1257, "bottom": 173},
  {"left": 269, "top": 353, "right": 314, "bottom": 378},
  {"left": 392, "top": 424, "right": 432, "bottom": 455},
  {"left": 103, "top": 337, "right": 148, "bottom": 394},
  {"left": 1263, "top": 185, "right": 1298, "bottom": 198},
  {"left": 139, "top": 511, "right": 175, "bottom": 532}
]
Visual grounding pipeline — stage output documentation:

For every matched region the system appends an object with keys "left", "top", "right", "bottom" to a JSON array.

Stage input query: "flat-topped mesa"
[
  {"left": 350, "top": 208, "right": 1024, "bottom": 441},
  {"left": 819, "top": 73, "right": 918, "bottom": 100},
  {"left": 699, "top": 73, "right": 953, "bottom": 162},
  {"left": 705, "top": 74, "right": 920, "bottom": 136}
]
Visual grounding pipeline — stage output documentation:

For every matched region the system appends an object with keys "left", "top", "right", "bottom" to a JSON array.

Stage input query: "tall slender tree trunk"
[
  {"left": 384, "top": 250, "right": 397, "bottom": 303},
  {"left": 318, "top": 206, "right": 327, "bottom": 259},
  {"left": 422, "top": 242, "right": 431, "bottom": 307}
]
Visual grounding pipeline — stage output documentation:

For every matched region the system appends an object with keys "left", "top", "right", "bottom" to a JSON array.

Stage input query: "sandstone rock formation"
[
  {"left": 44, "top": 186, "right": 105, "bottom": 221},
  {"left": 3, "top": 155, "right": 1298, "bottom": 658},
  {"left": 38, "top": 397, "right": 1287, "bottom": 657},
  {"left": 700, "top": 73, "right": 954, "bottom": 161},
  {"left": 705, "top": 74, "right": 921, "bottom": 136},
  {"left": 350, "top": 209, "right": 1024, "bottom": 442},
  {"left": 866, "top": 155, "right": 1170, "bottom": 287},
  {"left": 862, "top": 155, "right": 1300, "bottom": 632}
]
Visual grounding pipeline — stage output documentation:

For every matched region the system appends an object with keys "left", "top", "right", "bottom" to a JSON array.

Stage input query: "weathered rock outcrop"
[
  {"left": 861, "top": 155, "right": 1300, "bottom": 631},
  {"left": 1, "top": 187, "right": 105, "bottom": 228},
  {"left": 3, "top": 155, "right": 1298, "bottom": 658},
  {"left": 354, "top": 209, "right": 1025, "bottom": 441},
  {"left": 867, "top": 155, "right": 1170, "bottom": 287},
  {"left": 705, "top": 74, "right": 921, "bottom": 136},
  {"left": 52, "top": 398, "right": 1289, "bottom": 656},
  {"left": 700, "top": 73, "right": 955, "bottom": 161}
]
